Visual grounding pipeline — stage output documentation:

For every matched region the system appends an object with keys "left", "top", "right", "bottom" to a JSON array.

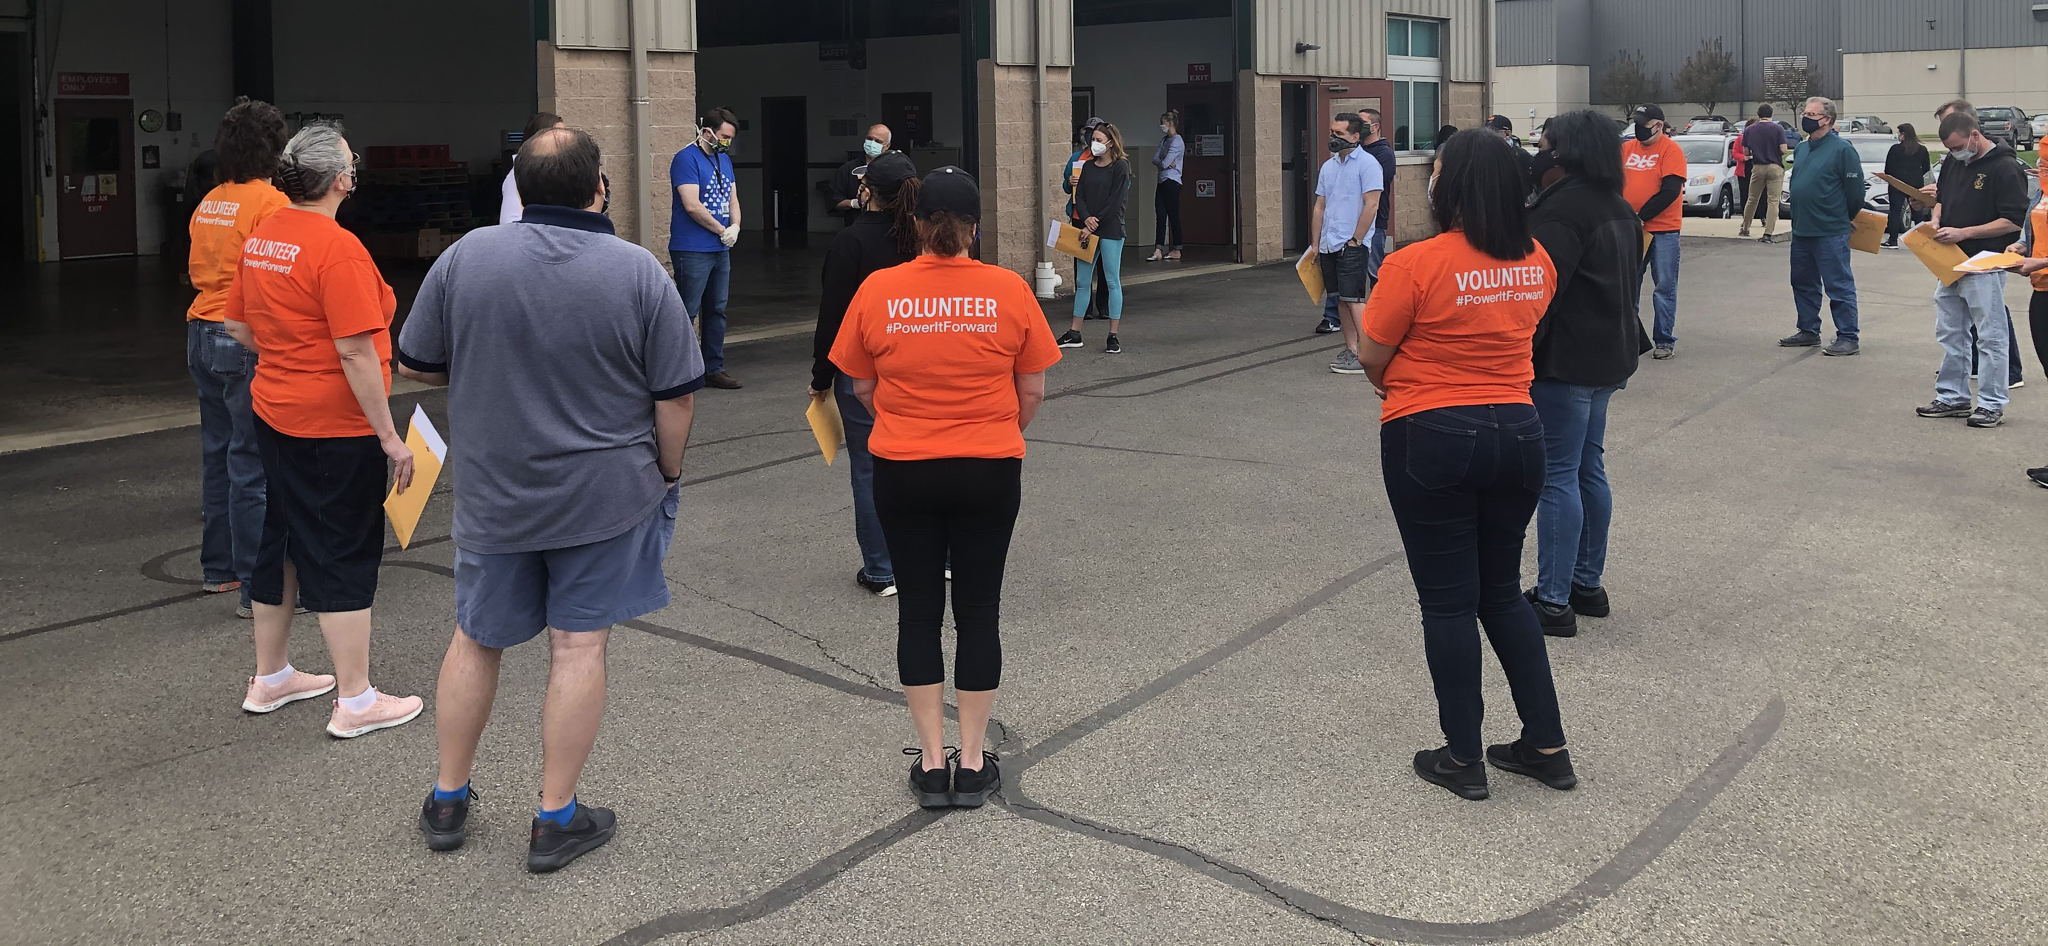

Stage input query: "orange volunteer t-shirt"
[
  {"left": 1362, "top": 231, "right": 1557, "bottom": 423},
  {"left": 186, "top": 180, "right": 289, "bottom": 322},
  {"left": 1622, "top": 135, "right": 1688, "bottom": 233},
  {"left": 225, "top": 208, "right": 396, "bottom": 438},
  {"left": 829, "top": 255, "right": 1063, "bottom": 460},
  {"left": 2029, "top": 178, "right": 2048, "bottom": 292}
]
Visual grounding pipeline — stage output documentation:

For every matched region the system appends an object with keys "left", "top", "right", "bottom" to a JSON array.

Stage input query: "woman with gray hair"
[{"left": 223, "top": 123, "right": 424, "bottom": 738}]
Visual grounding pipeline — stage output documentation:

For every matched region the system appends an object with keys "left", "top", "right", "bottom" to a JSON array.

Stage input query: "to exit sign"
[
  {"left": 59, "top": 72, "right": 129, "bottom": 95},
  {"left": 1187, "top": 63, "right": 1211, "bottom": 84}
]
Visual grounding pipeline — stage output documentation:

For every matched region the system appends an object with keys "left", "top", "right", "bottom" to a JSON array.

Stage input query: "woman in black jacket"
[
  {"left": 1523, "top": 110, "right": 1650, "bottom": 638},
  {"left": 1882, "top": 123, "right": 1930, "bottom": 247},
  {"left": 1056, "top": 122, "right": 1134, "bottom": 354},
  {"left": 809, "top": 151, "right": 921, "bottom": 597}
]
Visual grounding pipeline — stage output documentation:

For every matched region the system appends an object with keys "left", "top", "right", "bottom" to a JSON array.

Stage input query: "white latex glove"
[{"left": 720, "top": 225, "right": 740, "bottom": 248}]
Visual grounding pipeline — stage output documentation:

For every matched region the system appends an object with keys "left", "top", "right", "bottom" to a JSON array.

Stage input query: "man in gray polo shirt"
[{"left": 396, "top": 127, "right": 704, "bottom": 873}]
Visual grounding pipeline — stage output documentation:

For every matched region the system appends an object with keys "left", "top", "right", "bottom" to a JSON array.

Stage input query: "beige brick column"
[
  {"left": 976, "top": 60, "right": 1072, "bottom": 284},
  {"left": 1237, "top": 72, "right": 1285, "bottom": 264},
  {"left": 1446, "top": 81, "right": 1486, "bottom": 130},
  {"left": 537, "top": 43, "right": 697, "bottom": 255}
]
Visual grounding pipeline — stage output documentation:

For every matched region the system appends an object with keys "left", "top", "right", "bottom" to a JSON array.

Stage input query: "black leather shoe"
[
  {"left": 705, "top": 371, "right": 743, "bottom": 390},
  {"left": 1569, "top": 584, "right": 1610, "bottom": 618},
  {"left": 1525, "top": 588, "right": 1577, "bottom": 637}
]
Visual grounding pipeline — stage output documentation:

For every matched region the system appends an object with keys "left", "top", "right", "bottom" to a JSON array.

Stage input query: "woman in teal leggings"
[{"left": 1056, "top": 122, "right": 1134, "bottom": 354}]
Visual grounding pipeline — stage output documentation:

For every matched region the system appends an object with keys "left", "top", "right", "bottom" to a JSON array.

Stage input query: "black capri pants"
[
  {"left": 251, "top": 415, "right": 386, "bottom": 613},
  {"left": 872, "top": 456, "right": 1023, "bottom": 692}
]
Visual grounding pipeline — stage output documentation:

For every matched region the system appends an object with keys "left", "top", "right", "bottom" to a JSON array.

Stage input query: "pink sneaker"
[
  {"left": 242, "top": 670, "right": 337, "bottom": 713},
  {"left": 325, "top": 691, "right": 424, "bottom": 739}
]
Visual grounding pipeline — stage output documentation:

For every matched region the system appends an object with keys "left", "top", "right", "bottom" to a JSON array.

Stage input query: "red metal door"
[
  {"left": 1166, "top": 82, "right": 1234, "bottom": 246},
  {"left": 55, "top": 98, "right": 137, "bottom": 258}
]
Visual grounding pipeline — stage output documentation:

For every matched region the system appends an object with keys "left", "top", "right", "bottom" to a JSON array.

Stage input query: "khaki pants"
[{"left": 1742, "top": 163, "right": 1784, "bottom": 234}]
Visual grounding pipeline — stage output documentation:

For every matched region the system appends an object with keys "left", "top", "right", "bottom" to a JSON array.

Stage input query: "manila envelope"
[
  {"left": 1049, "top": 219, "right": 1099, "bottom": 264},
  {"left": 1849, "top": 210, "right": 1888, "bottom": 255},
  {"left": 1873, "top": 173, "right": 1936, "bottom": 208},
  {"left": 382, "top": 405, "right": 446, "bottom": 549},
  {"left": 1902, "top": 223, "right": 1968, "bottom": 286},
  {"left": 806, "top": 394, "right": 843, "bottom": 466},
  {"left": 1295, "top": 246, "right": 1325, "bottom": 305}
]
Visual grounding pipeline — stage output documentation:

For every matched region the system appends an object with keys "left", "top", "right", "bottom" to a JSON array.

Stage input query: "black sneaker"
[
  {"left": 1104, "top": 334, "right": 1122, "bottom": 354},
  {"left": 1915, "top": 400, "right": 1973, "bottom": 418},
  {"left": 419, "top": 786, "right": 476, "bottom": 852},
  {"left": 1083, "top": 310, "right": 1108, "bottom": 321},
  {"left": 526, "top": 802, "right": 617, "bottom": 873},
  {"left": 1569, "top": 584, "right": 1611, "bottom": 618},
  {"left": 855, "top": 570, "right": 897, "bottom": 598},
  {"left": 1056, "top": 330, "right": 1084, "bottom": 349},
  {"left": 1524, "top": 590, "right": 1577, "bottom": 637},
  {"left": 1313, "top": 321, "right": 1339, "bottom": 335},
  {"left": 1412, "top": 746, "right": 1489, "bottom": 800},
  {"left": 1967, "top": 407, "right": 2004, "bottom": 428},
  {"left": 904, "top": 747, "right": 953, "bottom": 809},
  {"left": 1821, "top": 337, "right": 1860, "bottom": 357},
  {"left": 1486, "top": 739, "right": 1578, "bottom": 790},
  {"left": 1777, "top": 331, "right": 1821, "bottom": 347},
  {"left": 2027, "top": 467, "right": 2048, "bottom": 489},
  {"left": 950, "top": 750, "right": 1001, "bottom": 808}
]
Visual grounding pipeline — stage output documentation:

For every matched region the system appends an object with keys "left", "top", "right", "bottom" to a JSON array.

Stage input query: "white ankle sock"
[
  {"left": 256, "top": 664, "right": 296, "bottom": 687},
  {"left": 338, "top": 686, "right": 378, "bottom": 712}
]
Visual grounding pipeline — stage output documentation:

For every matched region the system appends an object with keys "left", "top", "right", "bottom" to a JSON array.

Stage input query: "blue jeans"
[
  {"left": 1321, "top": 230, "right": 1386, "bottom": 329},
  {"left": 1379, "top": 403, "right": 1566, "bottom": 764},
  {"left": 1935, "top": 272, "right": 2010, "bottom": 410},
  {"left": 1073, "top": 237, "right": 1126, "bottom": 321},
  {"left": 1529, "top": 381, "right": 1617, "bottom": 606},
  {"left": 1789, "top": 234, "right": 1859, "bottom": 340},
  {"left": 672, "top": 249, "right": 731, "bottom": 375},
  {"left": 1639, "top": 231, "right": 1680, "bottom": 347},
  {"left": 834, "top": 375, "right": 892, "bottom": 583},
  {"left": 186, "top": 320, "right": 265, "bottom": 590},
  {"left": 1969, "top": 309, "right": 2023, "bottom": 384}
]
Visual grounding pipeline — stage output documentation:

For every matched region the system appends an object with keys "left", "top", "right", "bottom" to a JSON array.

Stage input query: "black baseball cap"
[
  {"left": 1081, "top": 115, "right": 1105, "bottom": 131},
  {"left": 853, "top": 151, "right": 917, "bottom": 193},
  {"left": 1485, "top": 114, "right": 1513, "bottom": 132},
  {"left": 1632, "top": 105, "right": 1666, "bottom": 122},
  {"left": 915, "top": 165, "right": 979, "bottom": 221}
]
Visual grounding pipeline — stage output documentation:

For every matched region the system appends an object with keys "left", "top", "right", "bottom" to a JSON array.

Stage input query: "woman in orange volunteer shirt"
[
  {"left": 1360, "top": 129, "right": 1576, "bottom": 801},
  {"left": 223, "top": 123, "right": 423, "bottom": 738},
  {"left": 186, "top": 98, "right": 289, "bottom": 616},
  {"left": 830, "top": 166, "right": 1062, "bottom": 810},
  {"left": 2015, "top": 163, "right": 2048, "bottom": 487}
]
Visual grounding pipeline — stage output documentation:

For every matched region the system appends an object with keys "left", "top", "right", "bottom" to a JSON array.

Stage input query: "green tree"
[
  {"left": 1674, "top": 37, "right": 1740, "bottom": 117},
  {"left": 1598, "top": 49, "right": 1660, "bottom": 116}
]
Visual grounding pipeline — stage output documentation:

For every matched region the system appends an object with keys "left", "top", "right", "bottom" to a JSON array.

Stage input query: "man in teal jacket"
[{"left": 1778, "top": 96, "right": 1866, "bottom": 356}]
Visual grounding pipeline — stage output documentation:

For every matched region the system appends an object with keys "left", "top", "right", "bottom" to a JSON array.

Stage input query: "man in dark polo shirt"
[
  {"left": 1916, "top": 111, "right": 2028, "bottom": 428},
  {"left": 397, "top": 127, "right": 705, "bottom": 872}
]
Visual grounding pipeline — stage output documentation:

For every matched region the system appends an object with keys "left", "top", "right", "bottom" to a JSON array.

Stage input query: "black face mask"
[
  {"left": 1329, "top": 136, "right": 1356, "bottom": 153},
  {"left": 1800, "top": 116, "right": 1823, "bottom": 134},
  {"left": 1633, "top": 122, "right": 1656, "bottom": 143},
  {"left": 1530, "top": 149, "right": 1560, "bottom": 183},
  {"left": 1360, "top": 121, "right": 1374, "bottom": 139},
  {"left": 599, "top": 172, "right": 611, "bottom": 216}
]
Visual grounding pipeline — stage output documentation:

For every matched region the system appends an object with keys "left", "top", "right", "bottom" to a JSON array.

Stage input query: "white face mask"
[
  {"left": 1160, "top": 124, "right": 1171, "bottom": 135},
  {"left": 862, "top": 139, "right": 885, "bottom": 158},
  {"left": 1089, "top": 140, "right": 1107, "bottom": 157}
]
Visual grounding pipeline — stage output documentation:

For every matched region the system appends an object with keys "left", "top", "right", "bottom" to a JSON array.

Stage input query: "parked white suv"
[
  {"left": 1781, "top": 133, "right": 1898, "bottom": 220},
  {"left": 1673, "top": 135, "right": 1740, "bottom": 217}
]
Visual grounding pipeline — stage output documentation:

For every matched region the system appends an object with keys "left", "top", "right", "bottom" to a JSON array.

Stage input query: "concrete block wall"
[
  {"left": 976, "top": 60, "right": 1073, "bottom": 283},
  {"left": 1237, "top": 72, "right": 1286, "bottom": 264},
  {"left": 538, "top": 45, "right": 697, "bottom": 254}
]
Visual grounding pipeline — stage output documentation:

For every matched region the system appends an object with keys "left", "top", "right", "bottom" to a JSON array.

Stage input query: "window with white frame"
[{"left": 1388, "top": 16, "right": 1444, "bottom": 152}]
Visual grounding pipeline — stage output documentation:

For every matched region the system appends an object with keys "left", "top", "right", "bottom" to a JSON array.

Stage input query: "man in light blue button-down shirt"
[{"left": 1312, "top": 112, "right": 1385, "bottom": 374}]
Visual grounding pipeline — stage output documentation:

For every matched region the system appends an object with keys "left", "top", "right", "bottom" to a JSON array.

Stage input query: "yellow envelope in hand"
[
  {"left": 1050, "top": 219, "right": 1100, "bottom": 263},
  {"left": 383, "top": 405, "right": 446, "bottom": 549},
  {"left": 1296, "top": 246, "right": 1325, "bottom": 305},
  {"left": 807, "top": 394, "right": 844, "bottom": 466},
  {"left": 1903, "top": 223, "right": 1968, "bottom": 286},
  {"left": 1849, "top": 210, "right": 1888, "bottom": 255},
  {"left": 1954, "top": 251, "right": 2026, "bottom": 274}
]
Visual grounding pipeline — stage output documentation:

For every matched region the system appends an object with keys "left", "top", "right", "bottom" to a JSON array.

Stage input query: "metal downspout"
[{"left": 628, "top": 0, "right": 654, "bottom": 250}]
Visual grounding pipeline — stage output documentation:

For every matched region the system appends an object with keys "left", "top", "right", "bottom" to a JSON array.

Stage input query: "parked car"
[
  {"left": 1672, "top": 134, "right": 1741, "bottom": 217},
  {"left": 2032, "top": 113, "right": 2048, "bottom": 140},
  {"left": 1844, "top": 115, "right": 1891, "bottom": 134},
  {"left": 1685, "top": 115, "right": 1733, "bottom": 134},
  {"left": 1781, "top": 133, "right": 1901, "bottom": 221},
  {"left": 1977, "top": 107, "right": 2035, "bottom": 151}
]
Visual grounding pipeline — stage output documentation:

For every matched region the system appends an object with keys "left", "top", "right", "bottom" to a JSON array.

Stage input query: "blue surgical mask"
[
  {"left": 862, "top": 139, "right": 885, "bottom": 158},
  {"left": 1950, "top": 146, "right": 1972, "bottom": 162},
  {"left": 1800, "top": 116, "right": 1822, "bottom": 134}
]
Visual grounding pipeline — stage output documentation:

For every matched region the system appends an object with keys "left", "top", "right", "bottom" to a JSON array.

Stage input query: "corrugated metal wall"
[
  {"left": 1562, "top": 0, "right": 1841, "bottom": 103},
  {"left": 1251, "top": 0, "right": 1484, "bottom": 81},
  {"left": 992, "top": 0, "right": 1074, "bottom": 67},
  {"left": 553, "top": 0, "right": 697, "bottom": 51},
  {"left": 1842, "top": 0, "right": 2048, "bottom": 53},
  {"left": 1495, "top": 0, "right": 1590, "bottom": 68}
]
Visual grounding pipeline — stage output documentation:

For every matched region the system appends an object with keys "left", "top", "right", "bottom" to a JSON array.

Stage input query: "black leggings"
[
  {"left": 873, "top": 457, "right": 1022, "bottom": 691},
  {"left": 2033, "top": 291, "right": 2048, "bottom": 378},
  {"left": 1154, "top": 179, "right": 1183, "bottom": 249}
]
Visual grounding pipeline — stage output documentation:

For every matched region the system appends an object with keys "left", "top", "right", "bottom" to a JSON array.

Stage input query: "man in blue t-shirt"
[{"left": 671, "top": 106, "right": 744, "bottom": 389}]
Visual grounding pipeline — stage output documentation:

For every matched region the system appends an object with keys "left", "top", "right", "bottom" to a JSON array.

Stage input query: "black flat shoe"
[
  {"left": 1487, "top": 740, "right": 1578, "bottom": 790},
  {"left": 905, "top": 747, "right": 953, "bottom": 809},
  {"left": 1569, "top": 584, "right": 1610, "bottom": 618},
  {"left": 1413, "top": 747, "right": 1489, "bottom": 800}
]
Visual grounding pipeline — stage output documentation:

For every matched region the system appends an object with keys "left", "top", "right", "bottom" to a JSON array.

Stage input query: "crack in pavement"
[{"left": 670, "top": 575, "right": 885, "bottom": 691}]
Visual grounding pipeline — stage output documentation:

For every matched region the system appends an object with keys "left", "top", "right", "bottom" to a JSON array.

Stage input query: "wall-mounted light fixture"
[{"left": 1296, "top": 42, "right": 1321, "bottom": 54}]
